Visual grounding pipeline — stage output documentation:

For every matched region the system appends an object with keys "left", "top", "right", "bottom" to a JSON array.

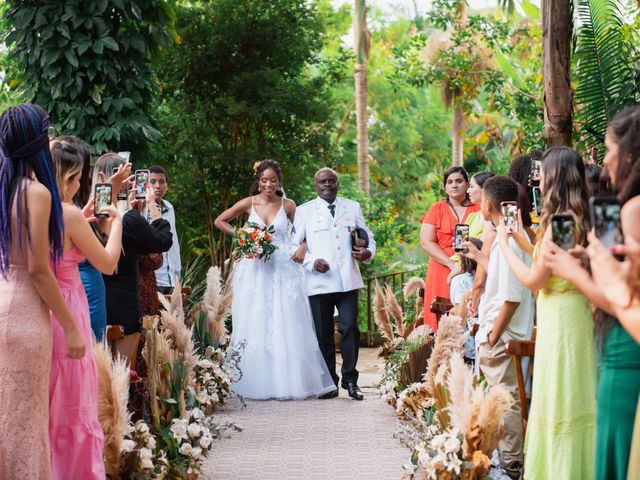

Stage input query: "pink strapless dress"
[{"left": 49, "top": 247, "right": 105, "bottom": 480}]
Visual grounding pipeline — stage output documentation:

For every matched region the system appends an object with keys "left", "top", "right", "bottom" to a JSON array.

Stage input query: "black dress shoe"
[
  {"left": 318, "top": 389, "right": 338, "bottom": 399},
  {"left": 343, "top": 382, "right": 363, "bottom": 400}
]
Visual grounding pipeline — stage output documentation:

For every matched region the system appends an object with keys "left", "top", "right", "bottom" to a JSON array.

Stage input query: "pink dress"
[
  {"left": 0, "top": 186, "right": 52, "bottom": 479},
  {"left": 49, "top": 247, "right": 105, "bottom": 480}
]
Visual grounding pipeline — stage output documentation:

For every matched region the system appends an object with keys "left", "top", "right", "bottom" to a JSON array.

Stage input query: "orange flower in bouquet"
[{"left": 232, "top": 222, "right": 277, "bottom": 261}]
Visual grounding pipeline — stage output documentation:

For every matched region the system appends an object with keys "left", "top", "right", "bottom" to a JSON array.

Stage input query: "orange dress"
[{"left": 421, "top": 200, "right": 479, "bottom": 331}]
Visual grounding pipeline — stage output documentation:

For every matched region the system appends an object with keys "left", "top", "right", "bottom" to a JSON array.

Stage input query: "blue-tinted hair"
[{"left": 0, "top": 104, "right": 64, "bottom": 278}]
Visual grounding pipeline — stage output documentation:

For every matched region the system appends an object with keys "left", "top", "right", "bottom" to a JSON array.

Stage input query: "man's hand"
[
  {"left": 314, "top": 259, "right": 330, "bottom": 273},
  {"left": 352, "top": 247, "right": 371, "bottom": 262}
]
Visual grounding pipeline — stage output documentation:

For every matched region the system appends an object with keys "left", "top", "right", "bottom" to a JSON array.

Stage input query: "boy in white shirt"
[{"left": 462, "top": 176, "right": 534, "bottom": 479}]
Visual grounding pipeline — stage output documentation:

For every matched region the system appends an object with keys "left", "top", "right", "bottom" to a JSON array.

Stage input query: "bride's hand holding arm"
[{"left": 214, "top": 198, "right": 252, "bottom": 236}]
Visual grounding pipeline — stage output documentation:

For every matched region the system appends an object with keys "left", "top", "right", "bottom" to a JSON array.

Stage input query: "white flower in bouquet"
[
  {"left": 210, "top": 393, "right": 220, "bottom": 404},
  {"left": 122, "top": 439, "right": 136, "bottom": 453},
  {"left": 430, "top": 433, "right": 447, "bottom": 450},
  {"left": 139, "top": 447, "right": 154, "bottom": 470},
  {"left": 197, "top": 359, "right": 214, "bottom": 369},
  {"left": 190, "top": 407, "right": 205, "bottom": 420},
  {"left": 196, "top": 390, "right": 208, "bottom": 404},
  {"left": 443, "top": 435, "right": 461, "bottom": 454},
  {"left": 170, "top": 418, "right": 189, "bottom": 441},
  {"left": 188, "top": 422, "right": 202, "bottom": 439},
  {"left": 192, "top": 446, "right": 203, "bottom": 460},
  {"left": 202, "top": 372, "right": 213, "bottom": 383},
  {"left": 137, "top": 422, "right": 150, "bottom": 434},
  {"left": 179, "top": 442, "right": 193, "bottom": 456},
  {"left": 199, "top": 435, "right": 213, "bottom": 450},
  {"left": 257, "top": 247, "right": 263, "bottom": 254},
  {"left": 145, "top": 435, "right": 157, "bottom": 450},
  {"left": 445, "top": 453, "right": 462, "bottom": 475}
]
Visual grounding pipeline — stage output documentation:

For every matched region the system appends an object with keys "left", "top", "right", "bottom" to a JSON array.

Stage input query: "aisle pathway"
[{"left": 201, "top": 349, "right": 408, "bottom": 479}]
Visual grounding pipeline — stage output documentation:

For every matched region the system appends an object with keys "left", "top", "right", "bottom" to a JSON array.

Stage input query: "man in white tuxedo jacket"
[{"left": 292, "top": 168, "right": 375, "bottom": 400}]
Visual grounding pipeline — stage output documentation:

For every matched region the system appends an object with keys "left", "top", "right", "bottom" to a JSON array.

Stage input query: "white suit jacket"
[{"left": 293, "top": 196, "right": 375, "bottom": 295}]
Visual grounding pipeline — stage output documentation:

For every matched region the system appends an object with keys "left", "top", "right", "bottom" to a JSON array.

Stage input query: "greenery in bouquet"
[{"left": 232, "top": 222, "right": 277, "bottom": 262}]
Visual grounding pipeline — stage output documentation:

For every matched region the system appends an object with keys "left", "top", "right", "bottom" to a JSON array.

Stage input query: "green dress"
[
  {"left": 596, "top": 322, "right": 640, "bottom": 480},
  {"left": 524, "top": 276, "right": 597, "bottom": 480}
]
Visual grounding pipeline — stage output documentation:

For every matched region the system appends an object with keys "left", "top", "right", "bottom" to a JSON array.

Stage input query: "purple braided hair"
[{"left": 0, "top": 104, "right": 64, "bottom": 278}]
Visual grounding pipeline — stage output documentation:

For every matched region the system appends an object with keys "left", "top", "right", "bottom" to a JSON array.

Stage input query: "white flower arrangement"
[
  {"left": 120, "top": 419, "right": 169, "bottom": 478},
  {"left": 191, "top": 346, "right": 238, "bottom": 413},
  {"left": 395, "top": 382, "right": 435, "bottom": 421}
]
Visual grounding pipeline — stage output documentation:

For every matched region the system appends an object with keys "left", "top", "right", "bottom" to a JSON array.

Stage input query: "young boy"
[
  {"left": 148, "top": 165, "right": 181, "bottom": 294},
  {"left": 468, "top": 176, "right": 535, "bottom": 479}
]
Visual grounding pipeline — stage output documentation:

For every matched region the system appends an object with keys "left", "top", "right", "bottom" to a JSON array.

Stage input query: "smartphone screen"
[
  {"left": 530, "top": 160, "right": 542, "bottom": 183},
  {"left": 454, "top": 224, "right": 470, "bottom": 253},
  {"left": 532, "top": 187, "right": 542, "bottom": 217},
  {"left": 112, "top": 166, "right": 128, "bottom": 200},
  {"left": 590, "top": 197, "right": 624, "bottom": 248},
  {"left": 94, "top": 183, "right": 112, "bottom": 218},
  {"left": 551, "top": 215, "right": 577, "bottom": 250},
  {"left": 135, "top": 169, "right": 150, "bottom": 199},
  {"left": 500, "top": 201, "right": 519, "bottom": 232}
]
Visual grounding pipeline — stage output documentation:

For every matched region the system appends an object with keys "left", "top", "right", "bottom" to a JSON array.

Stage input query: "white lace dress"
[{"left": 229, "top": 201, "right": 336, "bottom": 400}]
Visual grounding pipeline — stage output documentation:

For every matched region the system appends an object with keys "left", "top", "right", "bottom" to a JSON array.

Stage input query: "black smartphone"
[
  {"left": 134, "top": 169, "right": 150, "bottom": 199},
  {"left": 112, "top": 166, "right": 128, "bottom": 200},
  {"left": 94, "top": 183, "right": 112, "bottom": 218},
  {"left": 551, "top": 214, "right": 577, "bottom": 250},
  {"left": 530, "top": 159, "right": 542, "bottom": 184},
  {"left": 589, "top": 197, "right": 624, "bottom": 248},
  {"left": 500, "top": 201, "right": 519, "bottom": 232},
  {"left": 454, "top": 224, "right": 470, "bottom": 253},
  {"left": 532, "top": 186, "right": 542, "bottom": 217}
]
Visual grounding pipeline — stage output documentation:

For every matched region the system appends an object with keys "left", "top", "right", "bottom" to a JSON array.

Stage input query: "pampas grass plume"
[
  {"left": 374, "top": 280, "right": 394, "bottom": 341},
  {"left": 384, "top": 284, "right": 405, "bottom": 337}
]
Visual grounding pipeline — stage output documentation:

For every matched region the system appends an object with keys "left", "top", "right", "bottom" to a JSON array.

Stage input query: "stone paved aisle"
[{"left": 201, "top": 349, "right": 408, "bottom": 480}]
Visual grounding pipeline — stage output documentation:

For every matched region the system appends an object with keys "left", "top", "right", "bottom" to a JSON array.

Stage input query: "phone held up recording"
[
  {"left": 112, "top": 167, "right": 128, "bottom": 200},
  {"left": 454, "top": 224, "right": 470, "bottom": 253},
  {"left": 94, "top": 183, "right": 112, "bottom": 218},
  {"left": 134, "top": 169, "right": 150, "bottom": 200},
  {"left": 500, "top": 201, "right": 519, "bottom": 232},
  {"left": 589, "top": 197, "right": 624, "bottom": 258},
  {"left": 551, "top": 214, "right": 577, "bottom": 250}
]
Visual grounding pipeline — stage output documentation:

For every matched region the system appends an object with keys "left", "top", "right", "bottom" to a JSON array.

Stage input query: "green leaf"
[
  {"left": 495, "top": 51, "right": 525, "bottom": 91},
  {"left": 90, "top": 88, "right": 102, "bottom": 104},
  {"left": 63, "top": 49, "right": 78, "bottom": 68},
  {"left": 58, "top": 23, "right": 71, "bottom": 40},
  {"left": 101, "top": 36, "right": 119, "bottom": 52},
  {"left": 520, "top": 0, "right": 540, "bottom": 19},
  {"left": 92, "top": 40, "right": 104, "bottom": 55},
  {"left": 77, "top": 40, "right": 92, "bottom": 55}
]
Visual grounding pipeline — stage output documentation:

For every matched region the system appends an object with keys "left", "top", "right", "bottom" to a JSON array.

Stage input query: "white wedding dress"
[{"left": 229, "top": 199, "right": 336, "bottom": 400}]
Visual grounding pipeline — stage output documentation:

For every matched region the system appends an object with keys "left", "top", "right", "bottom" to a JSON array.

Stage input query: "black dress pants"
[{"left": 308, "top": 289, "right": 359, "bottom": 386}]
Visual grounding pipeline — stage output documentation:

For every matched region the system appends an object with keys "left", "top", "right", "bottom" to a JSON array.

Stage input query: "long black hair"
[
  {"left": 250, "top": 159, "right": 283, "bottom": 197},
  {"left": 0, "top": 104, "right": 64, "bottom": 278}
]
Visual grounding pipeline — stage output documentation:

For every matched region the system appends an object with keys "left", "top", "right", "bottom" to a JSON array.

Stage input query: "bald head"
[{"left": 314, "top": 168, "right": 339, "bottom": 203}]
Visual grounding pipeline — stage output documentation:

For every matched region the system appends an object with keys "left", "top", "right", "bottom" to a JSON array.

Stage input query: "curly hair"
[{"left": 250, "top": 159, "right": 283, "bottom": 197}]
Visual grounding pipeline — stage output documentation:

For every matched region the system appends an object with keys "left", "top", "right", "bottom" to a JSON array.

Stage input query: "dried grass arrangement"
[{"left": 402, "top": 356, "right": 513, "bottom": 480}]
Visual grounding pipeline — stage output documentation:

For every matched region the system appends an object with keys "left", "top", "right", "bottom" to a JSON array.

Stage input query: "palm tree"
[
  {"left": 354, "top": 0, "right": 371, "bottom": 196},
  {"left": 542, "top": 0, "right": 573, "bottom": 146},
  {"left": 573, "top": 0, "right": 636, "bottom": 145}
]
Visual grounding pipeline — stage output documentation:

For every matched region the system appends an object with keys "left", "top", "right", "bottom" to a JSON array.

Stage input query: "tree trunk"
[
  {"left": 451, "top": 103, "right": 465, "bottom": 167},
  {"left": 355, "top": 63, "right": 370, "bottom": 197},
  {"left": 542, "top": 0, "right": 572, "bottom": 146}
]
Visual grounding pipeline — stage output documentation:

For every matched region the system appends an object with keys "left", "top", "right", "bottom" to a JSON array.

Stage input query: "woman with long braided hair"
[{"left": 0, "top": 104, "right": 85, "bottom": 479}]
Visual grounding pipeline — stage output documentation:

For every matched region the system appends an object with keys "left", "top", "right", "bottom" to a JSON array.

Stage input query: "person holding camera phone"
[
  {"left": 497, "top": 147, "right": 597, "bottom": 480},
  {"left": 542, "top": 106, "right": 640, "bottom": 480},
  {"left": 93, "top": 154, "right": 173, "bottom": 340},
  {"left": 48, "top": 139, "right": 126, "bottom": 479}
]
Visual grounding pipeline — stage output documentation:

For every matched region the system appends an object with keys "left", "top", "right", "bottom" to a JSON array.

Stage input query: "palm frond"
[{"left": 574, "top": 0, "right": 636, "bottom": 144}]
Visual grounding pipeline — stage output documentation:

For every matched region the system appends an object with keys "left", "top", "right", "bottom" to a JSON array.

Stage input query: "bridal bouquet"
[{"left": 233, "top": 222, "right": 277, "bottom": 261}]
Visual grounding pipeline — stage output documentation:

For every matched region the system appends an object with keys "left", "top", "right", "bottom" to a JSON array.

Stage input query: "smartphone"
[
  {"left": 551, "top": 214, "right": 577, "bottom": 250},
  {"left": 589, "top": 197, "right": 624, "bottom": 248},
  {"left": 134, "top": 169, "right": 150, "bottom": 199},
  {"left": 532, "top": 186, "right": 542, "bottom": 217},
  {"left": 118, "top": 151, "right": 131, "bottom": 162},
  {"left": 94, "top": 183, "right": 112, "bottom": 218},
  {"left": 112, "top": 166, "right": 128, "bottom": 200},
  {"left": 454, "top": 224, "right": 470, "bottom": 253},
  {"left": 530, "top": 159, "right": 542, "bottom": 184},
  {"left": 500, "top": 201, "right": 519, "bottom": 232}
]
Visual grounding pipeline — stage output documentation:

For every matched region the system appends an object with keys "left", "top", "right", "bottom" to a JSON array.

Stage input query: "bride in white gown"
[{"left": 214, "top": 160, "right": 336, "bottom": 400}]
